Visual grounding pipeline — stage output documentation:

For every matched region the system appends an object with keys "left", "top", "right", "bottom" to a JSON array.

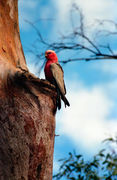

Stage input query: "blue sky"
[{"left": 18, "top": 0, "right": 117, "bottom": 177}]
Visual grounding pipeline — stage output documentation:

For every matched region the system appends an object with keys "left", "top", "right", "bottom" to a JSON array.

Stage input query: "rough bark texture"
[{"left": 0, "top": 1, "right": 56, "bottom": 180}]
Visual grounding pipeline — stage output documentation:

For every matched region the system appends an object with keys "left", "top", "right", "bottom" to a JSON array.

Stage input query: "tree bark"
[
  {"left": 0, "top": 1, "right": 56, "bottom": 180},
  {"left": 0, "top": 0, "right": 28, "bottom": 72}
]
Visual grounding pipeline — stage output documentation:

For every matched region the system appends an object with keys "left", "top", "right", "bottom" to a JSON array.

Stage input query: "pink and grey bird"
[{"left": 44, "top": 50, "right": 70, "bottom": 109}]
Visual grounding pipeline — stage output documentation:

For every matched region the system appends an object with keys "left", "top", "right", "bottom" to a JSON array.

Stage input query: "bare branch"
[
  {"left": 60, "top": 55, "right": 117, "bottom": 64},
  {"left": 25, "top": 3, "right": 117, "bottom": 72},
  {"left": 25, "top": 19, "right": 50, "bottom": 46}
]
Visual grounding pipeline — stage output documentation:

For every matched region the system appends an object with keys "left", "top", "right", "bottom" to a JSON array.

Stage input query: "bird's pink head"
[{"left": 45, "top": 50, "right": 58, "bottom": 63}]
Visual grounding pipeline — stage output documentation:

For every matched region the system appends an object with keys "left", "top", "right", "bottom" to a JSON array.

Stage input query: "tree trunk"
[{"left": 0, "top": 1, "right": 56, "bottom": 180}]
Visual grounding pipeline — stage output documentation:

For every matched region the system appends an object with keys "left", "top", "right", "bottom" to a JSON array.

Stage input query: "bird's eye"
[{"left": 47, "top": 52, "right": 51, "bottom": 54}]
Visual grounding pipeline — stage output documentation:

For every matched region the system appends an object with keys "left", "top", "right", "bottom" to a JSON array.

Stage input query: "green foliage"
[{"left": 53, "top": 137, "right": 117, "bottom": 180}]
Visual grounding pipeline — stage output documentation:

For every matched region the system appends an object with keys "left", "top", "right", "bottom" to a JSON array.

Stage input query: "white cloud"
[
  {"left": 27, "top": 62, "right": 39, "bottom": 76},
  {"left": 77, "top": 0, "right": 116, "bottom": 22},
  {"left": 25, "top": 54, "right": 39, "bottom": 75},
  {"left": 53, "top": 0, "right": 117, "bottom": 33},
  {"left": 53, "top": 160, "right": 61, "bottom": 174},
  {"left": 92, "top": 61, "right": 117, "bottom": 75},
  {"left": 57, "top": 80, "right": 117, "bottom": 153},
  {"left": 59, "top": 0, "right": 116, "bottom": 22},
  {"left": 26, "top": 54, "right": 45, "bottom": 79}
]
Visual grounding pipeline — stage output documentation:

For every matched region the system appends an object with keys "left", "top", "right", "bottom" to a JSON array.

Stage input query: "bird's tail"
[
  {"left": 56, "top": 89, "right": 70, "bottom": 109},
  {"left": 57, "top": 95, "right": 61, "bottom": 110},
  {"left": 61, "top": 94, "right": 70, "bottom": 108}
]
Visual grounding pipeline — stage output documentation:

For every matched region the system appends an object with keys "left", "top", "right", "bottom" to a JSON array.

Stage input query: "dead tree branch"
[{"left": 26, "top": 3, "right": 117, "bottom": 72}]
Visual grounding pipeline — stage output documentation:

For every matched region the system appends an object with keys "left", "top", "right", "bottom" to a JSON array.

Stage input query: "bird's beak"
[{"left": 45, "top": 53, "right": 47, "bottom": 57}]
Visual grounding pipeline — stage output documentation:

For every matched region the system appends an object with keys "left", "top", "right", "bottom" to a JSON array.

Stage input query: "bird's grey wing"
[{"left": 50, "top": 63, "right": 66, "bottom": 95}]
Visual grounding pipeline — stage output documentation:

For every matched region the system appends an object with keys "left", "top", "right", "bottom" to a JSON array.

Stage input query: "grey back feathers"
[
  {"left": 50, "top": 63, "right": 70, "bottom": 109},
  {"left": 50, "top": 63, "right": 66, "bottom": 95}
]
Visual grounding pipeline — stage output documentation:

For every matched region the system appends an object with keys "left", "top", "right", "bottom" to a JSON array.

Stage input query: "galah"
[{"left": 44, "top": 50, "right": 70, "bottom": 109}]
